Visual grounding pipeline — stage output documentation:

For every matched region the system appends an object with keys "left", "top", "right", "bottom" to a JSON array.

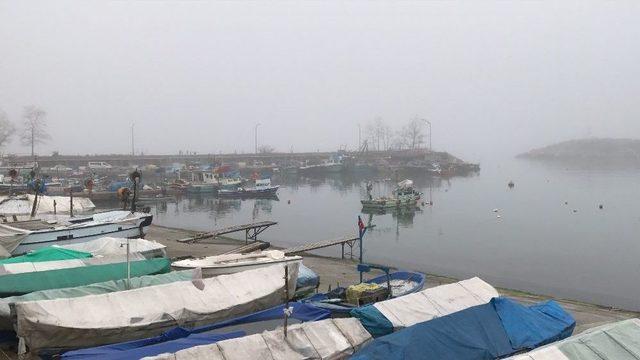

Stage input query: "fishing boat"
[
  {"left": 361, "top": 179, "right": 422, "bottom": 210},
  {"left": 299, "top": 158, "right": 344, "bottom": 174},
  {"left": 14, "top": 263, "right": 300, "bottom": 355},
  {"left": 0, "top": 255, "right": 170, "bottom": 296},
  {"left": 217, "top": 178, "right": 279, "bottom": 198},
  {"left": 0, "top": 270, "right": 193, "bottom": 331},
  {"left": 138, "top": 318, "right": 371, "bottom": 360},
  {"left": 171, "top": 250, "right": 301, "bottom": 277},
  {"left": 303, "top": 270, "right": 425, "bottom": 315},
  {"left": 58, "top": 302, "right": 330, "bottom": 359},
  {"left": 54, "top": 237, "right": 167, "bottom": 259},
  {"left": 0, "top": 210, "right": 153, "bottom": 255}
]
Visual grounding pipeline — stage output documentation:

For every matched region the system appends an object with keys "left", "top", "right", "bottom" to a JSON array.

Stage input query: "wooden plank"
[
  {"left": 283, "top": 236, "right": 359, "bottom": 255},
  {"left": 177, "top": 221, "right": 277, "bottom": 243},
  {"left": 221, "top": 241, "right": 270, "bottom": 255}
]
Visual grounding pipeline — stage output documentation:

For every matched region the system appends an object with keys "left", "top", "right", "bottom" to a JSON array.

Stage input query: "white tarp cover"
[
  {"left": 15, "top": 263, "right": 299, "bottom": 354},
  {"left": 509, "top": 318, "right": 640, "bottom": 360},
  {"left": 0, "top": 195, "right": 95, "bottom": 215},
  {"left": 0, "top": 253, "right": 145, "bottom": 275},
  {"left": 142, "top": 318, "right": 372, "bottom": 360},
  {"left": 172, "top": 250, "right": 298, "bottom": 269},
  {"left": 373, "top": 277, "right": 499, "bottom": 329},
  {"left": 55, "top": 237, "right": 167, "bottom": 258},
  {"left": 0, "top": 225, "right": 30, "bottom": 255},
  {"left": 0, "top": 270, "right": 193, "bottom": 331}
]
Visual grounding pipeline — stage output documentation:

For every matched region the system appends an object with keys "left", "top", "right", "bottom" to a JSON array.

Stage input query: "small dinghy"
[{"left": 171, "top": 250, "right": 302, "bottom": 277}]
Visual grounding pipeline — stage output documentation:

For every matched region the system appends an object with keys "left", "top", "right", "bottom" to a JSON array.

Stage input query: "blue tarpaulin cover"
[
  {"left": 495, "top": 297, "right": 575, "bottom": 350},
  {"left": 60, "top": 302, "right": 330, "bottom": 359},
  {"left": 352, "top": 297, "right": 575, "bottom": 360}
]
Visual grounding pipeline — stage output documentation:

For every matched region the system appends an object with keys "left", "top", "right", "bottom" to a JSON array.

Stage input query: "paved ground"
[{"left": 147, "top": 224, "right": 640, "bottom": 335}]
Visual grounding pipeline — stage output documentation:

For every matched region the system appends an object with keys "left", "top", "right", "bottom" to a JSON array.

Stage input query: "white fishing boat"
[
  {"left": 15, "top": 263, "right": 300, "bottom": 354},
  {"left": 171, "top": 250, "right": 301, "bottom": 277},
  {"left": 0, "top": 210, "right": 153, "bottom": 256}
]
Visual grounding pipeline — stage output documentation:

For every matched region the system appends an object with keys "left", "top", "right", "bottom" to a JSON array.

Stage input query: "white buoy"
[
  {"left": 496, "top": 215, "right": 502, "bottom": 219},
  {"left": 492, "top": 208, "right": 499, "bottom": 213}
]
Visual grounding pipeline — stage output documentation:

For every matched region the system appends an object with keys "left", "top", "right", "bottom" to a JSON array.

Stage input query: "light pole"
[
  {"left": 254, "top": 123, "right": 261, "bottom": 154},
  {"left": 357, "top": 124, "right": 361, "bottom": 150},
  {"left": 422, "top": 119, "right": 432, "bottom": 151},
  {"left": 131, "top": 122, "right": 135, "bottom": 156}
]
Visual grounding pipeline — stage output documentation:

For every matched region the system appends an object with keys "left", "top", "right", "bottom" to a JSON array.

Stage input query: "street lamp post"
[{"left": 254, "top": 123, "right": 261, "bottom": 154}]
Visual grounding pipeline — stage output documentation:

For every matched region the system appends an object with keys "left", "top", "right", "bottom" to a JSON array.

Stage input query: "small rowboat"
[
  {"left": 303, "top": 270, "right": 426, "bottom": 315},
  {"left": 171, "top": 250, "right": 302, "bottom": 277}
]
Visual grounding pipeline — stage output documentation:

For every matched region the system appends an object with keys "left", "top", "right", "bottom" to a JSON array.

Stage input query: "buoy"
[
  {"left": 496, "top": 215, "right": 502, "bottom": 219},
  {"left": 573, "top": 209, "right": 578, "bottom": 213},
  {"left": 508, "top": 181, "right": 514, "bottom": 188},
  {"left": 564, "top": 201, "right": 568, "bottom": 205},
  {"left": 598, "top": 204, "right": 603, "bottom": 209},
  {"left": 287, "top": 200, "right": 291, "bottom": 204},
  {"left": 492, "top": 208, "right": 499, "bottom": 213}
]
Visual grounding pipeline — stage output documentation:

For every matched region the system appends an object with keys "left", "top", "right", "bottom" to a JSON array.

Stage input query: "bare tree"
[
  {"left": 258, "top": 144, "right": 275, "bottom": 153},
  {"left": 398, "top": 119, "right": 424, "bottom": 150},
  {"left": 366, "top": 117, "right": 394, "bottom": 151},
  {"left": 0, "top": 110, "right": 15, "bottom": 149},
  {"left": 20, "top": 106, "right": 50, "bottom": 156}
]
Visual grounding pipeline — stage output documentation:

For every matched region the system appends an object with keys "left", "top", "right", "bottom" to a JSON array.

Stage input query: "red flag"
[{"left": 358, "top": 217, "right": 365, "bottom": 232}]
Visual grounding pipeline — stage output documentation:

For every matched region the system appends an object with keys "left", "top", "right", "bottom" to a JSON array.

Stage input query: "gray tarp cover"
[{"left": 15, "top": 263, "right": 299, "bottom": 354}]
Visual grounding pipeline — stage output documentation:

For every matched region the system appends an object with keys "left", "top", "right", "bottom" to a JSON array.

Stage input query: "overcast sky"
[{"left": 1, "top": 1, "right": 639, "bottom": 161}]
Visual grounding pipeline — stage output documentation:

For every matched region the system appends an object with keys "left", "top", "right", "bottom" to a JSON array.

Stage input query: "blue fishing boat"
[{"left": 303, "top": 270, "right": 425, "bottom": 315}]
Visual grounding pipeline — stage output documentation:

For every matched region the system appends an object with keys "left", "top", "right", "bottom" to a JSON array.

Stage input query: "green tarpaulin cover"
[
  {"left": 0, "top": 247, "right": 92, "bottom": 264},
  {"left": 0, "top": 258, "right": 171, "bottom": 297}
]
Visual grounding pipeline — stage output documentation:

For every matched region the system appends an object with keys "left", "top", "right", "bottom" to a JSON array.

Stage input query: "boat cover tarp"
[
  {"left": 0, "top": 194, "right": 96, "bottom": 215},
  {"left": 351, "top": 277, "right": 499, "bottom": 336},
  {"left": 0, "top": 252, "right": 146, "bottom": 276},
  {"left": 509, "top": 318, "right": 640, "bottom": 360},
  {"left": 0, "top": 225, "right": 30, "bottom": 255},
  {"left": 0, "top": 195, "right": 96, "bottom": 215},
  {"left": 60, "top": 302, "right": 329, "bottom": 359},
  {"left": 0, "top": 270, "right": 193, "bottom": 331},
  {"left": 15, "top": 263, "right": 299, "bottom": 354},
  {"left": 142, "top": 318, "right": 371, "bottom": 360},
  {"left": 0, "top": 247, "right": 91, "bottom": 264},
  {"left": 351, "top": 297, "right": 575, "bottom": 360},
  {"left": 55, "top": 237, "right": 167, "bottom": 258},
  {"left": 61, "top": 330, "right": 245, "bottom": 360},
  {"left": 296, "top": 263, "right": 319, "bottom": 292},
  {"left": 0, "top": 256, "right": 169, "bottom": 297}
]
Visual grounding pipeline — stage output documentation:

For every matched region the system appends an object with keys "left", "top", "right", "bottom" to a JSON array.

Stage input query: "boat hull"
[
  {"left": 11, "top": 214, "right": 153, "bottom": 255},
  {"left": 172, "top": 258, "right": 301, "bottom": 277}
]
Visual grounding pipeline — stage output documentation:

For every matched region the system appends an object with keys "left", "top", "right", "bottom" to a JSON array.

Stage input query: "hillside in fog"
[{"left": 518, "top": 138, "right": 640, "bottom": 163}]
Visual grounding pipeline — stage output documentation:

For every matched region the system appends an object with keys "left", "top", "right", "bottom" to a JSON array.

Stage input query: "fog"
[{"left": 1, "top": 1, "right": 639, "bottom": 161}]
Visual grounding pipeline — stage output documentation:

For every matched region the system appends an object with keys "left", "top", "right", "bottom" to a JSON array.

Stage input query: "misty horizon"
[{"left": 1, "top": 1, "right": 639, "bottom": 162}]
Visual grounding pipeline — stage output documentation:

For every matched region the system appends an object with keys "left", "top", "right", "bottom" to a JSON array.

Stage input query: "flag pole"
[{"left": 358, "top": 215, "right": 366, "bottom": 283}]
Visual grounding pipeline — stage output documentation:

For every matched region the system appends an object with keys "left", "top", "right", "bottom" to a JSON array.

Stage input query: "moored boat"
[
  {"left": 217, "top": 178, "right": 279, "bottom": 198},
  {"left": 360, "top": 179, "right": 422, "bottom": 210},
  {"left": 303, "top": 270, "right": 425, "bottom": 315},
  {"left": 14, "top": 263, "right": 300, "bottom": 355},
  {"left": 171, "top": 250, "right": 301, "bottom": 277},
  {"left": 0, "top": 210, "right": 153, "bottom": 255}
]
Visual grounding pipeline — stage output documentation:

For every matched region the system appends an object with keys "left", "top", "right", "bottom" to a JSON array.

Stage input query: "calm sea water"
[{"left": 150, "top": 158, "right": 640, "bottom": 311}]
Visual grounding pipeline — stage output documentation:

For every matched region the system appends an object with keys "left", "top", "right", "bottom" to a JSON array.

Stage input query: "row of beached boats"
[
  {"left": 2, "top": 233, "right": 640, "bottom": 359},
  {"left": 0, "top": 206, "right": 639, "bottom": 359}
]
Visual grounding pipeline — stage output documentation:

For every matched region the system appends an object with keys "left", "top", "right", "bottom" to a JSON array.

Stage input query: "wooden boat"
[
  {"left": 0, "top": 210, "right": 153, "bottom": 255},
  {"left": 15, "top": 264, "right": 299, "bottom": 355},
  {"left": 171, "top": 250, "right": 301, "bottom": 277},
  {"left": 217, "top": 178, "right": 279, "bottom": 198},
  {"left": 361, "top": 179, "right": 422, "bottom": 210},
  {"left": 303, "top": 271, "right": 425, "bottom": 315}
]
